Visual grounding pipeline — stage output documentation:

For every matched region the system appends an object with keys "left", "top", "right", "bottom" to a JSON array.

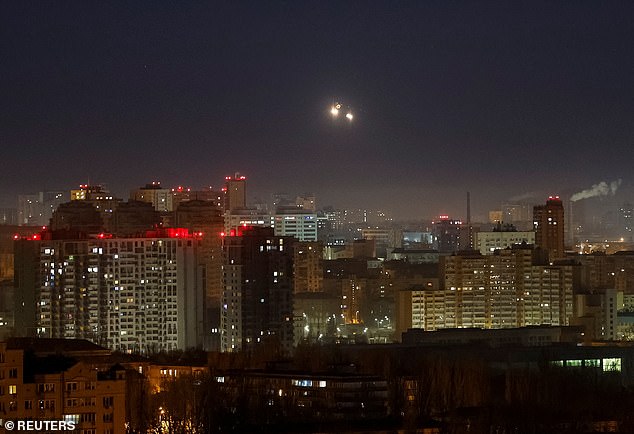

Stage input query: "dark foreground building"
[{"left": 221, "top": 227, "right": 295, "bottom": 354}]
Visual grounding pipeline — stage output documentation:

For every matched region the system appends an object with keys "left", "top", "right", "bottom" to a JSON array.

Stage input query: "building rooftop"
[
  {"left": 390, "top": 248, "right": 438, "bottom": 254},
  {"left": 6, "top": 337, "right": 111, "bottom": 356},
  {"left": 25, "top": 354, "right": 78, "bottom": 377}
]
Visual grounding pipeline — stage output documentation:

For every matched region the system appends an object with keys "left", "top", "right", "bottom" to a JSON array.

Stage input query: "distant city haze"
[{"left": 2, "top": 2, "right": 634, "bottom": 219}]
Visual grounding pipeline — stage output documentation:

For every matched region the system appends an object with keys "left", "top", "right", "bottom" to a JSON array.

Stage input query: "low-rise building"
[
  {"left": 217, "top": 370, "right": 389, "bottom": 424},
  {"left": 0, "top": 338, "right": 126, "bottom": 434}
]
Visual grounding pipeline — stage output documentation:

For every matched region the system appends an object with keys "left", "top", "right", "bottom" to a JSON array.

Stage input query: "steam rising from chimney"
[{"left": 570, "top": 179, "right": 622, "bottom": 202}]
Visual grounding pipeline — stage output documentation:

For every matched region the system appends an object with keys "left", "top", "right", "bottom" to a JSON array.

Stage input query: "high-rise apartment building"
[
  {"left": 501, "top": 202, "right": 533, "bottom": 230},
  {"left": 171, "top": 186, "right": 223, "bottom": 210},
  {"left": 223, "top": 173, "right": 247, "bottom": 212},
  {"left": 49, "top": 201, "right": 104, "bottom": 234},
  {"left": 411, "top": 247, "right": 575, "bottom": 331},
  {"left": 174, "top": 200, "right": 224, "bottom": 350},
  {"left": 221, "top": 227, "right": 294, "bottom": 353},
  {"left": 50, "top": 200, "right": 161, "bottom": 238},
  {"left": 573, "top": 288, "right": 618, "bottom": 341},
  {"left": 130, "top": 181, "right": 173, "bottom": 212},
  {"left": 71, "top": 184, "right": 114, "bottom": 203},
  {"left": 0, "top": 226, "right": 44, "bottom": 338},
  {"left": 14, "top": 229, "right": 205, "bottom": 352},
  {"left": 293, "top": 241, "right": 323, "bottom": 293},
  {"left": 70, "top": 184, "right": 121, "bottom": 231},
  {"left": 533, "top": 196, "right": 565, "bottom": 260},
  {"left": 17, "top": 191, "right": 67, "bottom": 226},
  {"left": 111, "top": 200, "right": 161, "bottom": 236},
  {"left": 433, "top": 215, "right": 462, "bottom": 253}
]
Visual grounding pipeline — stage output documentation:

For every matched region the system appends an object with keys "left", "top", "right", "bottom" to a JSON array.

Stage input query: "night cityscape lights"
[{"left": 3, "top": 2, "right": 634, "bottom": 433}]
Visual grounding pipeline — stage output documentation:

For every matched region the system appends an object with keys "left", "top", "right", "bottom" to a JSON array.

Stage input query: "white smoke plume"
[
  {"left": 508, "top": 192, "right": 538, "bottom": 202},
  {"left": 570, "top": 179, "right": 622, "bottom": 202}
]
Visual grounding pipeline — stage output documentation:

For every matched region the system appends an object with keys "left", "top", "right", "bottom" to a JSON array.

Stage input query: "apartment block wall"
[
  {"left": 413, "top": 248, "right": 575, "bottom": 331},
  {"left": 16, "top": 236, "right": 204, "bottom": 352}
]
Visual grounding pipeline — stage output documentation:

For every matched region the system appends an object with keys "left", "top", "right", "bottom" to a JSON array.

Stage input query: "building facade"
[
  {"left": 534, "top": 196, "right": 565, "bottom": 260},
  {"left": 223, "top": 174, "right": 247, "bottom": 212},
  {"left": 433, "top": 216, "right": 462, "bottom": 253},
  {"left": 501, "top": 202, "right": 533, "bottom": 231},
  {"left": 0, "top": 339, "right": 126, "bottom": 434},
  {"left": 17, "top": 191, "right": 67, "bottom": 226},
  {"left": 69, "top": 185, "right": 121, "bottom": 232},
  {"left": 221, "top": 227, "right": 294, "bottom": 353},
  {"left": 15, "top": 230, "right": 205, "bottom": 352},
  {"left": 171, "top": 186, "right": 223, "bottom": 210},
  {"left": 411, "top": 247, "right": 575, "bottom": 331},
  {"left": 224, "top": 209, "right": 273, "bottom": 233},
  {"left": 174, "top": 200, "right": 225, "bottom": 350},
  {"left": 475, "top": 227, "right": 535, "bottom": 255},
  {"left": 130, "top": 182, "right": 173, "bottom": 212},
  {"left": 274, "top": 207, "right": 318, "bottom": 242},
  {"left": 293, "top": 241, "right": 323, "bottom": 293}
]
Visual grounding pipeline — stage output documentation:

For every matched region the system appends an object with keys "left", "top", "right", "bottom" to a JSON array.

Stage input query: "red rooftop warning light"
[
  {"left": 144, "top": 228, "right": 201, "bottom": 239},
  {"left": 15, "top": 230, "right": 49, "bottom": 241}
]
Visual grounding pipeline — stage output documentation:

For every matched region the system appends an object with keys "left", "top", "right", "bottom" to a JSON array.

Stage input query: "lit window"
[{"left": 603, "top": 358, "right": 621, "bottom": 372}]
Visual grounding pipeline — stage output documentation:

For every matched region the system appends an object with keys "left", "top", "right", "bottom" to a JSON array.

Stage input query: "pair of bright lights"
[{"left": 330, "top": 103, "right": 353, "bottom": 120}]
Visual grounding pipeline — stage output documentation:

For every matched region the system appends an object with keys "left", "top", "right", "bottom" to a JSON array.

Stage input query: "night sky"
[{"left": 3, "top": 1, "right": 634, "bottom": 220}]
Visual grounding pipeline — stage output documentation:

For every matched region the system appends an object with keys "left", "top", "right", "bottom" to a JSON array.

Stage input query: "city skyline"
[
  {"left": 7, "top": 176, "right": 634, "bottom": 226},
  {"left": 3, "top": 2, "right": 634, "bottom": 217},
  {"left": 5, "top": 3, "right": 634, "bottom": 431}
]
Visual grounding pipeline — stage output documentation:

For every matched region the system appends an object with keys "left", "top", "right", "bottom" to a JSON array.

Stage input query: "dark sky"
[{"left": 2, "top": 1, "right": 634, "bottom": 220}]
